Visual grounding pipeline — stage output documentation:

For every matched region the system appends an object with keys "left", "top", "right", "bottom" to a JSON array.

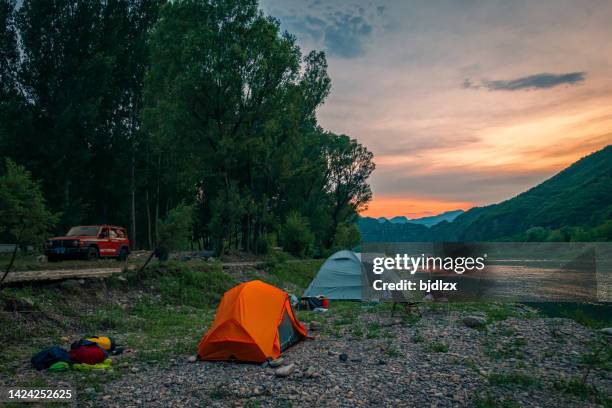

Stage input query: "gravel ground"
[{"left": 90, "top": 307, "right": 611, "bottom": 408}]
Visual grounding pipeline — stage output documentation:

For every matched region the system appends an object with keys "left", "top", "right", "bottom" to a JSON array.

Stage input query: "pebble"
[
  {"left": 187, "top": 355, "right": 197, "bottom": 363},
  {"left": 305, "top": 367, "right": 317, "bottom": 378},
  {"left": 78, "top": 310, "right": 608, "bottom": 407},
  {"left": 274, "top": 363, "right": 295, "bottom": 377}
]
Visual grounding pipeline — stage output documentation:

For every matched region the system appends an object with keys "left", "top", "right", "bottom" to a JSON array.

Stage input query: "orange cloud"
[{"left": 361, "top": 196, "right": 474, "bottom": 219}]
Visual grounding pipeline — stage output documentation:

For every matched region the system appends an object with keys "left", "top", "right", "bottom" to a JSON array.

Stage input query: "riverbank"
[{"left": 0, "top": 257, "right": 610, "bottom": 407}]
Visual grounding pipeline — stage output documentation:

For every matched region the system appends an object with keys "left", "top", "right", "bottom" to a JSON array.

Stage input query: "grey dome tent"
[{"left": 303, "top": 250, "right": 364, "bottom": 300}]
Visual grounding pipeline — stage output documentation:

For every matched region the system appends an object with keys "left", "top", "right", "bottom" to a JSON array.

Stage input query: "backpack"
[{"left": 31, "top": 347, "right": 72, "bottom": 371}]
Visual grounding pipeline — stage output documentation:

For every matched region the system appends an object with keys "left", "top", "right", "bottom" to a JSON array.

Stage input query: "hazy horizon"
[{"left": 261, "top": 0, "right": 612, "bottom": 218}]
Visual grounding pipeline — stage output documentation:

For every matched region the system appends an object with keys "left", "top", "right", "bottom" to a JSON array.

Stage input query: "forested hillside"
[
  {"left": 0, "top": 0, "right": 374, "bottom": 256},
  {"left": 360, "top": 146, "right": 612, "bottom": 242}
]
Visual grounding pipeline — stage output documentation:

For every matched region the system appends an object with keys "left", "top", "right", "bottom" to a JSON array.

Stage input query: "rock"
[
  {"left": 463, "top": 316, "right": 486, "bottom": 328},
  {"left": 117, "top": 276, "right": 127, "bottom": 282},
  {"left": 187, "top": 355, "right": 197, "bottom": 363},
  {"left": 60, "top": 336, "right": 70, "bottom": 344},
  {"left": 423, "top": 294, "right": 434, "bottom": 302},
  {"left": 377, "top": 359, "right": 387, "bottom": 365},
  {"left": 350, "top": 357, "right": 363, "bottom": 362},
  {"left": 599, "top": 327, "right": 612, "bottom": 336},
  {"left": 274, "top": 363, "right": 295, "bottom": 377},
  {"left": 305, "top": 366, "right": 317, "bottom": 378},
  {"left": 130, "top": 367, "right": 139, "bottom": 373},
  {"left": 269, "top": 357, "right": 284, "bottom": 368},
  {"left": 102, "top": 395, "right": 111, "bottom": 400},
  {"left": 328, "top": 350, "right": 337, "bottom": 356},
  {"left": 339, "top": 353, "right": 348, "bottom": 362},
  {"left": 309, "top": 321, "right": 321, "bottom": 331}
]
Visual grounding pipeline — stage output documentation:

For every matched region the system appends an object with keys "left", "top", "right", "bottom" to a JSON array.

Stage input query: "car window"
[
  {"left": 67, "top": 226, "right": 99, "bottom": 236},
  {"left": 99, "top": 228, "right": 109, "bottom": 238},
  {"left": 109, "top": 229, "right": 118, "bottom": 238},
  {"left": 115, "top": 229, "right": 125, "bottom": 238}
]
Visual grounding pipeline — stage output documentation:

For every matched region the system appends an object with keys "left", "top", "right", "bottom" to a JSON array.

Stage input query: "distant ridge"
[
  {"left": 360, "top": 145, "right": 612, "bottom": 242},
  {"left": 364, "top": 209, "right": 464, "bottom": 227}
]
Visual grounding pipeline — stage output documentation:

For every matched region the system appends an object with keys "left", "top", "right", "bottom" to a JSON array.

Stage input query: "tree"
[
  {"left": 0, "top": 159, "right": 57, "bottom": 285},
  {"left": 322, "top": 133, "right": 375, "bottom": 245}
]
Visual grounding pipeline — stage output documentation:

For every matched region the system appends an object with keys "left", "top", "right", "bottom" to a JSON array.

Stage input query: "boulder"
[{"left": 463, "top": 316, "right": 486, "bottom": 328}]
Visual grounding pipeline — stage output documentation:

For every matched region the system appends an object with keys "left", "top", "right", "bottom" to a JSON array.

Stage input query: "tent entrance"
[{"left": 278, "top": 310, "right": 301, "bottom": 351}]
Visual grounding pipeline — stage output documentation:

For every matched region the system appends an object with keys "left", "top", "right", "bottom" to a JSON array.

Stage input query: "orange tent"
[{"left": 198, "top": 280, "right": 308, "bottom": 362}]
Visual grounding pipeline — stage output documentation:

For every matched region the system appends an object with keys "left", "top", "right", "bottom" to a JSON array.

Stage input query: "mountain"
[
  {"left": 359, "top": 210, "right": 463, "bottom": 241},
  {"left": 360, "top": 145, "right": 612, "bottom": 242},
  {"left": 389, "top": 216, "right": 410, "bottom": 224},
  {"left": 409, "top": 210, "right": 464, "bottom": 227}
]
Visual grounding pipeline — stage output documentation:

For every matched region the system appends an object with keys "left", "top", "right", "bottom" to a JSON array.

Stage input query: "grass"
[
  {"left": 484, "top": 336, "right": 527, "bottom": 360},
  {"left": 0, "top": 260, "right": 234, "bottom": 382},
  {"left": 426, "top": 341, "right": 448, "bottom": 353},
  {"left": 488, "top": 372, "right": 540, "bottom": 388},
  {"left": 263, "top": 259, "right": 323, "bottom": 293},
  {"left": 473, "top": 393, "right": 521, "bottom": 408},
  {"left": 553, "top": 377, "right": 612, "bottom": 407}
]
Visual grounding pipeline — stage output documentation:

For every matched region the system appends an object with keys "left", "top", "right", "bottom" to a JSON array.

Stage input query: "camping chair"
[{"left": 383, "top": 270, "right": 421, "bottom": 317}]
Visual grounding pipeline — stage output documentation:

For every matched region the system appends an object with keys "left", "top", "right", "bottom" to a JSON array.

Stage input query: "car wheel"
[
  {"left": 87, "top": 246, "right": 99, "bottom": 260},
  {"left": 117, "top": 247, "right": 128, "bottom": 262}
]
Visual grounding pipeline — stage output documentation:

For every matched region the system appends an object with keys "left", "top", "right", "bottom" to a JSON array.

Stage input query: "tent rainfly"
[
  {"left": 303, "top": 250, "right": 364, "bottom": 300},
  {"left": 198, "top": 280, "right": 308, "bottom": 362}
]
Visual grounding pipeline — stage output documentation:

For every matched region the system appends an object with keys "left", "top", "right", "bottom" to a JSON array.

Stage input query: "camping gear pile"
[
  {"left": 198, "top": 280, "right": 308, "bottom": 363},
  {"left": 31, "top": 336, "right": 121, "bottom": 372},
  {"left": 298, "top": 295, "right": 330, "bottom": 311}
]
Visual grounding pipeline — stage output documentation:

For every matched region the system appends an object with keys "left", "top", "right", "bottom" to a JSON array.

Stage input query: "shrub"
[{"left": 281, "top": 212, "right": 314, "bottom": 257}]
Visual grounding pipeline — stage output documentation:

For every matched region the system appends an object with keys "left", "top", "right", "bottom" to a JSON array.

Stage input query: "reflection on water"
[{"left": 362, "top": 242, "right": 612, "bottom": 303}]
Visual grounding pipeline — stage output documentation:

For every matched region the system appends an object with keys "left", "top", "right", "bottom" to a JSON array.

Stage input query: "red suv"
[{"left": 45, "top": 225, "right": 130, "bottom": 261}]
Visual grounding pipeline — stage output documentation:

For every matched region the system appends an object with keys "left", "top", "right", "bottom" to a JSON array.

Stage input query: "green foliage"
[
  {"left": 0, "top": 159, "right": 58, "bottom": 245},
  {"left": 0, "top": 0, "right": 374, "bottom": 255},
  {"left": 143, "top": 0, "right": 373, "bottom": 255},
  {"left": 332, "top": 223, "right": 361, "bottom": 251},
  {"left": 157, "top": 203, "right": 194, "bottom": 252},
  {"left": 281, "top": 212, "right": 315, "bottom": 257}
]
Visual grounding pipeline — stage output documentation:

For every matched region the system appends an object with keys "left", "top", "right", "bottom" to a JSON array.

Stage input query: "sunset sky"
[{"left": 261, "top": 0, "right": 612, "bottom": 218}]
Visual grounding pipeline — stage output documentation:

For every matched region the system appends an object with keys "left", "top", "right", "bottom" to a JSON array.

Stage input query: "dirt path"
[{"left": 5, "top": 260, "right": 262, "bottom": 283}]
